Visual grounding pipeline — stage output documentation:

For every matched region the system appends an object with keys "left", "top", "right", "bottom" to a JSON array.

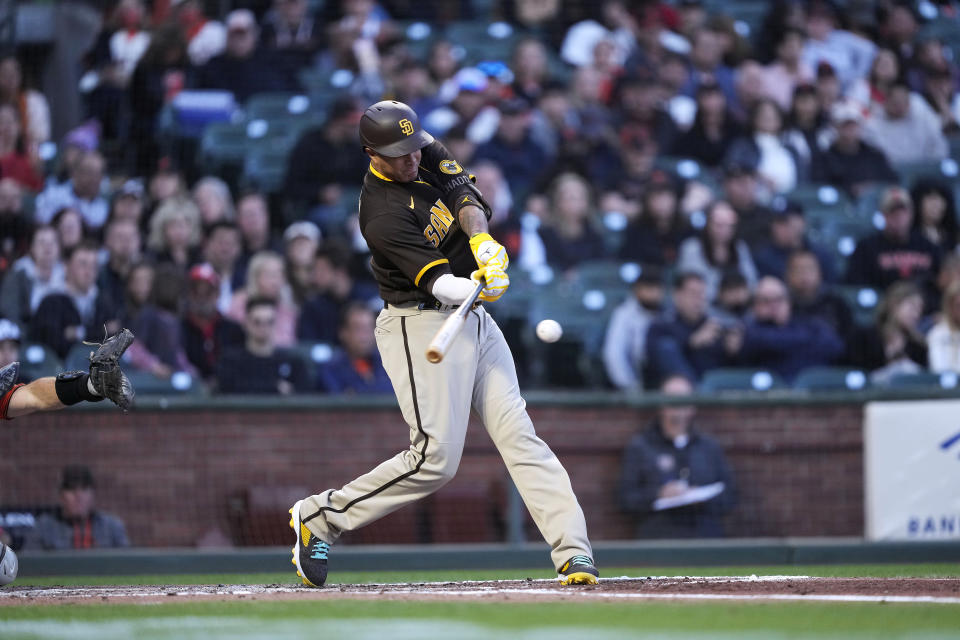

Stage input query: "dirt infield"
[{"left": 3, "top": 576, "right": 960, "bottom": 606}]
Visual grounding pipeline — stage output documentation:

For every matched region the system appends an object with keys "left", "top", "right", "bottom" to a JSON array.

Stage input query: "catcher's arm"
[
  {"left": 2, "top": 330, "right": 136, "bottom": 419},
  {"left": 3, "top": 376, "right": 59, "bottom": 419}
]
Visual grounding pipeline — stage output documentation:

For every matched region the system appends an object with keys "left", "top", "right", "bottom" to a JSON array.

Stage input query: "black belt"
[
  {"left": 388, "top": 298, "right": 482, "bottom": 312},
  {"left": 417, "top": 299, "right": 482, "bottom": 312}
]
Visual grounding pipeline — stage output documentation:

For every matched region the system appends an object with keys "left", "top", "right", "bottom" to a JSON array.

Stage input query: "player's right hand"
[
  {"left": 471, "top": 266, "right": 509, "bottom": 302},
  {"left": 469, "top": 233, "right": 509, "bottom": 271}
]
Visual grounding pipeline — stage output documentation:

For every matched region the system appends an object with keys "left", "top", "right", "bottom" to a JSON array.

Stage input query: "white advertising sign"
[{"left": 864, "top": 400, "right": 960, "bottom": 540}]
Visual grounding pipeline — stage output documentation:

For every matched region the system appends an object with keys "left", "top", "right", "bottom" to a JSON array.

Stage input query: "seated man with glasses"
[
  {"left": 216, "top": 296, "right": 308, "bottom": 394},
  {"left": 736, "top": 276, "right": 845, "bottom": 382}
]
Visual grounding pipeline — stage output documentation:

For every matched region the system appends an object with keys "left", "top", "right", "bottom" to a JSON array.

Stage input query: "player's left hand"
[
  {"left": 469, "top": 232, "right": 509, "bottom": 270},
  {"left": 471, "top": 266, "right": 509, "bottom": 302},
  {"left": 86, "top": 327, "right": 136, "bottom": 412}
]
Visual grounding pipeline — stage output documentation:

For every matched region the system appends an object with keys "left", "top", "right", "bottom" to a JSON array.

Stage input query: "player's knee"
[{"left": 421, "top": 445, "right": 461, "bottom": 486}]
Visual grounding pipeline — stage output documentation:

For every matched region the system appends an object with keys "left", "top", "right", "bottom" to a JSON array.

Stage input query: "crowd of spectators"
[{"left": 4, "top": 0, "right": 960, "bottom": 394}]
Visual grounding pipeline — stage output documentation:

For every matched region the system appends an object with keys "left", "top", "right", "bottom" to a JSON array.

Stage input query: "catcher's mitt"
[{"left": 85, "top": 327, "right": 135, "bottom": 411}]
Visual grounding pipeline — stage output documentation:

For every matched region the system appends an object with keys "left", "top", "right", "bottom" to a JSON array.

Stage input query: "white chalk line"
[{"left": 393, "top": 588, "right": 960, "bottom": 605}]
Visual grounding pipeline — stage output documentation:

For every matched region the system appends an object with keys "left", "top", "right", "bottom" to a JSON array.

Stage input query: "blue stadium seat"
[
  {"left": 126, "top": 369, "right": 205, "bottom": 396},
  {"left": 444, "top": 21, "right": 520, "bottom": 65},
  {"left": 244, "top": 93, "right": 316, "bottom": 122},
  {"left": 526, "top": 277, "right": 615, "bottom": 387},
  {"left": 700, "top": 368, "right": 786, "bottom": 392},
  {"left": 654, "top": 156, "right": 703, "bottom": 181},
  {"left": 887, "top": 371, "right": 960, "bottom": 389},
  {"left": 297, "top": 68, "right": 354, "bottom": 112},
  {"left": 64, "top": 342, "right": 94, "bottom": 373},
  {"left": 197, "top": 121, "right": 249, "bottom": 174},
  {"left": 165, "top": 90, "right": 238, "bottom": 138},
  {"left": 785, "top": 184, "right": 852, "bottom": 218},
  {"left": 896, "top": 158, "right": 959, "bottom": 189},
  {"left": 18, "top": 342, "right": 62, "bottom": 381},
  {"left": 574, "top": 260, "right": 625, "bottom": 290},
  {"left": 793, "top": 367, "right": 870, "bottom": 392},
  {"left": 832, "top": 285, "right": 880, "bottom": 327},
  {"left": 242, "top": 146, "right": 290, "bottom": 194},
  {"left": 817, "top": 217, "right": 877, "bottom": 275}
]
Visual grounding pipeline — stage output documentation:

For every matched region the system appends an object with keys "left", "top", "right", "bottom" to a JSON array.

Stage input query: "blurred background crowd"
[{"left": 4, "top": 0, "right": 960, "bottom": 395}]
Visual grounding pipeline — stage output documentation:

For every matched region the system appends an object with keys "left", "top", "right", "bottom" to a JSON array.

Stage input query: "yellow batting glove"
[
  {"left": 469, "top": 232, "right": 509, "bottom": 270},
  {"left": 471, "top": 266, "right": 510, "bottom": 302}
]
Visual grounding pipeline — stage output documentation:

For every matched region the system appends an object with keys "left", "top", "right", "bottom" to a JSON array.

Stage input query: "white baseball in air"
[{"left": 536, "top": 319, "right": 563, "bottom": 343}]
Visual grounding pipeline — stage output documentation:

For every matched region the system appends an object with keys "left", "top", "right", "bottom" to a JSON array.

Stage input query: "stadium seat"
[
  {"left": 817, "top": 217, "right": 876, "bottom": 275},
  {"left": 244, "top": 92, "right": 316, "bottom": 122},
  {"left": 699, "top": 368, "right": 786, "bottom": 392},
  {"left": 444, "top": 21, "right": 519, "bottom": 65},
  {"left": 887, "top": 371, "right": 960, "bottom": 389},
  {"left": 654, "top": 156, "right": 703, "bottom": 181},
  {"left": 394, "top": 20, "right": 437, "bottom": 61},
  {"left": 197, "top": 121, "right": 249, "bottom": 176},
  {"left": 297, "top": 68, "right": 354, "bottom": 112},
  {"left": 725, "top": 0, "right": 770, "bottom": 35},
  {"left": 18, "top": 342, "right": 62, "bottom": 381},
  {"left": 574, "top": 260, "right": 625, "bottom": 290},
  {"left": 289, "top": 341, "right": 336, "bottom": 390},
  {"left": 125, "top": 369, "right": 205, "bottom": 396},
  {"left": 803, "top": 205, "right": 851, "bottom": 240},
  {"left": 63, "top": 342, "right": 95, "bottom": 373},
  {"left": 832, "top": 285, "right": 880, "bottom": 327},
  {"left": 486, "top": 266, "right": 533, "bottom": 322},
  {"left": 165, "top": 90, "right": 238, "bottom": 138},
  {"left": 896, "top": 158, "right": 960, "bottom": 189},
  {"left": 242, "top": 146, "right": 289, "bottom": 194},
  {"left": 785, "top": 184, "right": 852, "bottom": 218},
  {"left": 527, "top": 278, "right": 614, "bottom": 387},
  {"left": 852, "top": 182, "right": 889, "bottom": 221},
  {"left": 244, "top": 117, "right": 311, "bottom": 154},
  {"left": 793, "top": 367, "right": 870, "bottom": 392}
]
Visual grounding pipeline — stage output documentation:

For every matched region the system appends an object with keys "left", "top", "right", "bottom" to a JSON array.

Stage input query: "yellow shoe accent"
[
  {"left": 560, "top": 572, "right": 599, "bottom": 586},
  {"left": 300, "top": 523, "right": 312, "bottom": 546}
]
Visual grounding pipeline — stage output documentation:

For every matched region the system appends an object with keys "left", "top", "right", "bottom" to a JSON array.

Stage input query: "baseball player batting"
[{"left": 290, "top": 100, "right": 598, "bottom": 587}]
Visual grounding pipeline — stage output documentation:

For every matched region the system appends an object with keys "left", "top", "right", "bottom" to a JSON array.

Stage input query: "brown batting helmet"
[{"left": 359, "top": 100, "right": 434, "bottom": 157}]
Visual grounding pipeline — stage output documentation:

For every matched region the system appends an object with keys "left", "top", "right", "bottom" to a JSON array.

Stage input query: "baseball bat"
[{"left": 425, "top": 277, "right": 485, "bottom": 363}]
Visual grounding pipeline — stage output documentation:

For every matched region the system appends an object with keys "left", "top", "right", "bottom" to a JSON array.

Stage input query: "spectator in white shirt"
[
  {"left": 35, "top": 151, "right": 109, "bottom": 230},
  {"left": 173, "top": 0, "right": 226, "bottom": 66},
  {"left": 801, "top": 1, "right": 876, "bottom": 92},
  {"left": 862, "top": 79, "right": 948, "bottom": 166},
  {"left": 927, "top": 280, "right": 960, "bottom": 373},
  {"left": 603, "top": 267, "right": 665, "bottom": 392}
]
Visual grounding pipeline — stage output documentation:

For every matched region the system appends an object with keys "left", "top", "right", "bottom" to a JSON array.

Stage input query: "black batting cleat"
[
  {"left": 289, "top": 499, "right": 329, "bottom": 587},
  {"left": 558, "top": 555, "right": 599, "bottom": 585}
]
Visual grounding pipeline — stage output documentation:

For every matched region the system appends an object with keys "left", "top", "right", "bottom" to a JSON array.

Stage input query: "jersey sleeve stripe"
[{"left": 414, "top": 258, "right": 449, "bottom": 286}]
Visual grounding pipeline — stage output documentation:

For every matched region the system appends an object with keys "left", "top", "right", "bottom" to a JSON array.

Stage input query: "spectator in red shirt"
[{"left": 0, "top": 104, "right": 41, "bottom": 191}]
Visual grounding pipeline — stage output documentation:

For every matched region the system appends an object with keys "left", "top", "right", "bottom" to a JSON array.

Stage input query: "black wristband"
[{"left": 55, "top": 371, "right": 103, "bottom": 405}]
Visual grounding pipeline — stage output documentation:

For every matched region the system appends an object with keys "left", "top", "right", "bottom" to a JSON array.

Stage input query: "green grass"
[
  {"left": 9, "top": 562, "right": 960, "bottom": 587},
  {"left": 2, "top": 564, "right": 957, "bottom": 639},
  {"left": 0, "top": 599, "right": 958, "bottom": 639}
]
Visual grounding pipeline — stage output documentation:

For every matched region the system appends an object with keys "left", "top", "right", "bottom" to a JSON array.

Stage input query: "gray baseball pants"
[{"left": 299, "top": 303, "right": 592, "bottom": 570}]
